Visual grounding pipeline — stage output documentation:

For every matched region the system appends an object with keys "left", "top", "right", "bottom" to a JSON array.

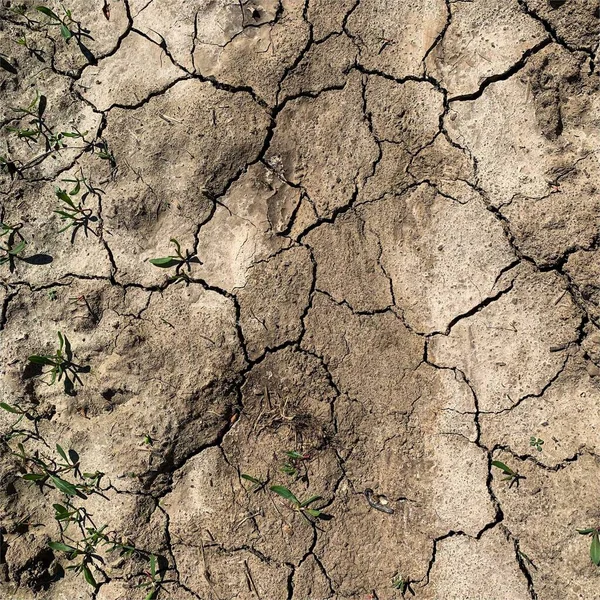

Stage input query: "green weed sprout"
[
  {"left": 529, "top": 437, "right": 544, "bottom": 452},
  {"left": 54, "top": 174, "right": 101, "bottom": 241},
  {"left": 392, "top": 573, "right": 415, "bottom": 596},
  {"left": 149, "top": 238, "right": 201, "bottom": 281},
  {"left": 281, "top": 450, "right": 310, "bottom": 478},
  {"left": 0, "top": 222, "right": 26, "bottom": 270},
  {"left": 270, "top": 485, "right": 325, "bottom": 522},
  {"left": 28, "top": 331, "right": 90, "bottom": 395},
  {"left": 137, "top": 554, "right": 165, "bottom": 600},
  {"left": 491, "top": 460, "right": 524, "bottom": 488},
  {"left": 577, "top": 527, "right": 600, "bottom": 566},
  {"left": 35, "top": 5, "right": 85, "bottom": 43}
]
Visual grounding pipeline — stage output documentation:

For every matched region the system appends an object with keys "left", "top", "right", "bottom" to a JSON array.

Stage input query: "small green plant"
[
  {"left": 392, "top": 573, "right": 415, "bottom": 596},
  {"left": 49, "top": 523, "right": 136, "bottom": 589},
  {"left": 529, "top": 436, "right": 544, "bottom": 452},
  {"left": 270, "top": 485, "right": 324, "bottom": 522},
  {"left": 149, "top": 238, "right": 201, "bottom": 276},
  {"left": 0, "top": 400, "right": 41, "bottom": 444},
  {"left": 6, "top": 92, "right": 87, "bottom": 152},
  {"left": 136, "top": 554, "right": 165, "bottom": 600},
  {"left": 577, "top": 527, "right": 600, "bottom": 566},
  {"left": 93, "top": 139, "right": 117, "bottom": 171},
  {"left": 0, "top": 222, "right": 27, "bottom": 271},
  {"left": 280, "top": 450, "right": 310, "bottom": 478},
  {"left": 34, "top": 4, "right": 93, "bottom": 47},
  {"left": 53, "top": 176, "right": 100, "bottom": 241},
  {"left": 492, "top": 460, "right": 525, "bottom": 488},
  {"left": 14, "top": 442, "right": 102, "bottom": 497},
  {"left": 241, "top": 473, "right": 266, "bottom": 493},
  {"left": 518, "top": 549, "right": 537, "bottom": 570},
  {"left": 27, "top": 331, "right": 90, "bottom": 395}
]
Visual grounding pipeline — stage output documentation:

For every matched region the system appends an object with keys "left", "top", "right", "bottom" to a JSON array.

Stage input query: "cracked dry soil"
[{"left": 1, "top": 0, "right": 600, "bottom": 599}]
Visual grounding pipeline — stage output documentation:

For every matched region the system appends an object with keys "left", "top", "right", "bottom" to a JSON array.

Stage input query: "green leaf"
[
  {"left": 305, "top": 508, "right": 321, "bottom": 518},
  {"left": 0, "top": 402, "right": 20, "bottom": 414},
  {"left": 299, "top": 495, "right": 322, "bottom": 508},
  {"left": 241, "top": 474, "right": 261, "bottom": 485},
  {"left": 28, "top": 355, "right": 54, "bottom": 365},
  {"left": 577, "top": 528, "right": 595, "bottom": 535},
  {"left": 149, "top": 256, "right": 180, "bottom": 268},
  {"left": 270, "top": 485, "right": 299, "bottom": 505},
  {"left": 69, "top": 180, "right": 81, "bottom": 195},
  {"left": 52, "top": 503, "right": 71, "bottom": 519},
  {"left": 60, "top": 24, "right": 72, "bottom": 41},
  {"left": 150, "top": 554, "right": 157, "bottom": 578},
  {"left": 56, "top": 443, "right": 69, "bottom": 463},
  {"left": 82, "top": 563, "right": 97, "bottom": 588},
  {"left": 591, "top": 531, "right": 600, "bottom": 566},
  {"left": 286, "top": 451, "right": 305, "bottom": 460},
  {"left": 491, "top": 460, "right": 515, "bottom": 477},
  {"left": 36, "top": 6, "right": 61, "bottom": 20},
  {"left": 8, "top": 240, "right": 26, "bottom": 255},
  {"left": 49, "top": 474, "right": 78, "bottom": 496},
  {"left": 56, "top": 188, "right": 74, "bottom": 204},
  {"left": 48, "top": 541, "right": 78, "bottom": 553},
  {"left": 23, "top": 473, "right": 46, "bottom": 481}
]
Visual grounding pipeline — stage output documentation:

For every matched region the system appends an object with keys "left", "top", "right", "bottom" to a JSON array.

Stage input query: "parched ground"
[{"left": 1, "top": 0, "right": 600, "bottom": 599}]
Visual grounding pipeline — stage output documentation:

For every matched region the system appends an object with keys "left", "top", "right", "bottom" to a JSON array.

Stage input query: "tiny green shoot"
[
  {"left": 27, "top": 331, "right": 90, "bottom": 395},
  {"left": 529, "top": 437, "right": 544, "bottom": 452},
  {"left": 270, "top": 485, "right": 324, "bottom": 521},
  {"left": 577, "top": 527, "right": 600, "bottom": 566},
  {"left": 491, "top": 460, "right": 525, "bottom": 488},
  {"left": 149, "top": 238, "right": 201, "bottom": 275},
  {"left": 392, "top": 573, "right": 415, "bottom": 596}
]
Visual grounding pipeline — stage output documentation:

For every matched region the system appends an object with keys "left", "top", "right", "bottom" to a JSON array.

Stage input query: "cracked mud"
[{"left": 1, "top": 0, "right": 600, "bottom": 599}]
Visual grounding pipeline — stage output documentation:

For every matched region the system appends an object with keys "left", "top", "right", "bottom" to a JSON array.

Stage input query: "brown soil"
[{"left": 1, "top": 1, "right": 600, "bottom": 599}]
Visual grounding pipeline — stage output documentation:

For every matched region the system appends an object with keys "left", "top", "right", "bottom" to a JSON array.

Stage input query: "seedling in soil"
[
  {"left": 577, "top": 527, "right": 600, "bottom": 566},
  {"left": 15, "top": 442, "right": 102, "bottom": 498},
  {"left": 0, "top": 222, "right": 27, "bottom": 271},
  {"left": 6, "top": 92, "right": 86, "bottom": 152},
  {"left": 149, "top": 238, "right": 201, "bottom": 274},
  {"left": 54, "top": 186, "right": 99, "bottom": 241},
  {"left": 270, "top": 485, "right": 325, "bottom": 522},
  {"left": 0, "top": 400, "right": 41, "bottom": 443},
  {"left": 241, "top": 473, "right": 267, "bottom": 492},
  {"left": 281, "top": 450, "right": 310, "bottom": 478},
  {"left": 137, "top": 554, "right": 166, "bottom": 600},
  {"left": 93, "top": 139, "right": 117, "bottom": 172},
  {"left": 491, "top": 460, "right": 525, "bottom": 488},
  {"left": 392, "top": 573, "right": 415, "bottom": 596},
  {"left": 27, "top": 331, "right": 90, "bottom": 395},
  {"left": 529, "top": 436, "right": 544, "bottom": 452},
  {"left": 16, "top": 34, "right": 46, "bottom": 63},
  {"left": 34, "top": 4, "right": 93, "bottom": 48},
  {"left": 49, "top": 525, "right": 136, "bottom": 589}
]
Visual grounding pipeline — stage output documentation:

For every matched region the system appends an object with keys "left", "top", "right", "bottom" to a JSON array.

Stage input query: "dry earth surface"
[{"left": 1, "top": 0, "right": 600, "bottom": 599}]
